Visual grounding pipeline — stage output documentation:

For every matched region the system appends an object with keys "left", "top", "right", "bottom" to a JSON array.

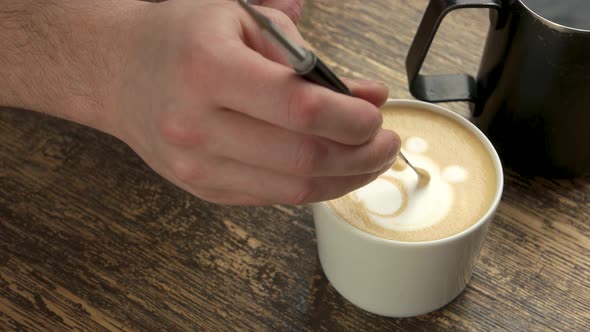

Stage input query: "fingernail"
[
  {"left": 386, "top": 139, "right": 400, "bottom": 165},
  {"left": 372, "top": 112, "right": 384, "bottom": 134},
  {"left": 386, "top": 150, "right": 397, "bottom": 165}
]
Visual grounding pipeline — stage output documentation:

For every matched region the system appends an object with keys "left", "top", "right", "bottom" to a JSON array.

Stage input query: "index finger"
[{"left": 212, "top": 44, "right": 383, "bottom": 145}]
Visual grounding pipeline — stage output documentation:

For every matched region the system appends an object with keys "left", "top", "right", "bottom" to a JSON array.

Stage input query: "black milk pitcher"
[{"left": 406, "top": 0, "right": 590, "bottom": 177}]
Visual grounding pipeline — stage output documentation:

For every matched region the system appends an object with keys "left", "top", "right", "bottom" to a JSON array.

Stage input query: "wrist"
[{"left": 0, "top": 0, "right": 150, "bottom": 133}]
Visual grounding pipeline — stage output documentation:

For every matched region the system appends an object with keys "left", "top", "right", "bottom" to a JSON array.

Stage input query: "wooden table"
[{"left": 1, "top": 0, "right": 589, "bottom": 330}]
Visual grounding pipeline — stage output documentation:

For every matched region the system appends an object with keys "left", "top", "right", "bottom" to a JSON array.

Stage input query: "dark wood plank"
[{"left": 1, "top": 0, "right": 589, "bottom": 331}]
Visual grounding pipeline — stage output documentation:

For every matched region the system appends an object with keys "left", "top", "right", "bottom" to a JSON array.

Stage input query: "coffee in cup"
[
  {"left": 327, "top": 105, "right": 497, "bottom": 242},
  {"left": 312, "top": 99, "right": 503, "bottom": 317}
]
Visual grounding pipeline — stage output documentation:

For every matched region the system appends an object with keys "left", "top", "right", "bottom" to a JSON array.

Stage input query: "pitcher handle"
[{"left": 406, "top": 0, "right": 504, "bottom": 103}]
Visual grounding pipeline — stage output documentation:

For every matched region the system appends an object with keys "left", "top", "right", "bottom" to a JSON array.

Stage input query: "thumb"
[{"left": 249, "top": 0, "right": 304, "bottom": 23}]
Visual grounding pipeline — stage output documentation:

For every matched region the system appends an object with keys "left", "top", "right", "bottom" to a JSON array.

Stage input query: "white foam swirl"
[{"left": 350, "top": 137, "right": 468, "bottom": 231}]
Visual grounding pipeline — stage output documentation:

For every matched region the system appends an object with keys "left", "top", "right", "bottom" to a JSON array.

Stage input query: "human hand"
[{"left": 103, "top": 0, "right": 402, "bottom": 205}]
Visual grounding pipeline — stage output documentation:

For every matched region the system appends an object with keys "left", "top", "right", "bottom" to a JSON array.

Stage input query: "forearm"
[{"left": 0, "top": 0, "right": 145, "bottom": 131}]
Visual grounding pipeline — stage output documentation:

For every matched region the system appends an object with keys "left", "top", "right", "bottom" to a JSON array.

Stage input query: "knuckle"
[
  {"left": 287, "top": 85, "right": 320, "bottom": 132},
  {"left": 287, "top": 180, "right": 316, "bottom": 205},
  {"left": 159, "top": 114, "right": 208, "bottom": 147},
  {"left": 169, "top": 158, "right": 208, "bottom": 184},
  {"left": 292, "top": 137, "right": 324, "bottom": 175}
]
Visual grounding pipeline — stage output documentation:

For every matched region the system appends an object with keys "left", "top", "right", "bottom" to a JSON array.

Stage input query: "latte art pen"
[{"left": 237, "top": 0, "right": 431, "bottom": 185}]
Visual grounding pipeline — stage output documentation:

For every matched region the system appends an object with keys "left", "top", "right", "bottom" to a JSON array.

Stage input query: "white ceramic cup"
[{"left": 311, "top": 99, "right": 504, "bottom": 317}]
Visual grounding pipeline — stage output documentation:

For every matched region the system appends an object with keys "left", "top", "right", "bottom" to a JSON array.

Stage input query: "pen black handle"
[{"left": 299, "top": 55, "right": 352, "bottom": 96}]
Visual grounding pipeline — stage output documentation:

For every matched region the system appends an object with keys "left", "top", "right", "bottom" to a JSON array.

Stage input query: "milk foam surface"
[
  {"left": 352, "top": 138, "right": 466, "bottom": 231},
  {"left": 328, "top": 106, "right": 497, "bottom": 242}
]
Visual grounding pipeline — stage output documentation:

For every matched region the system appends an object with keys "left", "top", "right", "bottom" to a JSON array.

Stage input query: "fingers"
[
  {"left": 188, "top": 4, "right": 388, "bottom": 146},
  {"left": 215, "top": 111, "right": 401, "bottom": 176},
  {"left": 160, "top": 108, "right": 400, "bottom": 176},
  {"left": 209, "top": 46, "right": 383, "bottom": 145},
  {"left": 168, "top": 156, "right": 390, "bottom": 206},
  {"left": 238, "top": 4, "right": 389, "bottom": 110},
  {"left": 342, "top": 78, "right": 390, "bottom": 108}
]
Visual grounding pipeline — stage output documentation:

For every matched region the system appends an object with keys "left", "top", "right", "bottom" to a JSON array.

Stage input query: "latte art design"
[
  {"left": 328, "top": 105, "right": 497, "bottom": 242},
  {"left": 347, "top": 137, "right": 468, "bottom": 231}
]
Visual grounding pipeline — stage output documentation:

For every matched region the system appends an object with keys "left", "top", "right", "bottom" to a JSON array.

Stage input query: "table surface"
[{"left": 1, "top": 0, "right": 589, "bottom": 331}]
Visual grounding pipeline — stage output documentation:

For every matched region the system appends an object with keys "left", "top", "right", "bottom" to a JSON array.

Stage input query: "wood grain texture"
[{"left": 1, "top": 0, "right": 589, "bottom": 331}]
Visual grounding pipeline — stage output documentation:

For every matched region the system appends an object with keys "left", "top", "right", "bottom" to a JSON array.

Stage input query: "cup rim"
[{"left": 316, "top": 99, "right": 504, "bottom": 247}]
